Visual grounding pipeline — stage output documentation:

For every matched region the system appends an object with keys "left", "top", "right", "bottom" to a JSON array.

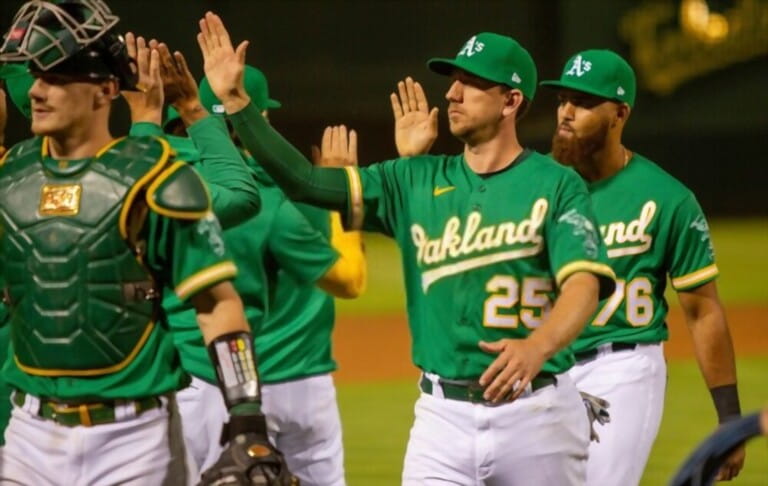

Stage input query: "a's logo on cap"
[
  {"left": 212, "top": 104, "right": 225, "bottom": 114},
  {"left": 458, "top": 35, "right": 485, "bottom": 57},
  {"left": 565, "top": 55, "right": 592, "bottom": 77},
  {"left": 511, "top": 72, "right": 522, "bottom": 84},
  {"left": 617, "top": 86, "right": 625, "bottom": 96}
]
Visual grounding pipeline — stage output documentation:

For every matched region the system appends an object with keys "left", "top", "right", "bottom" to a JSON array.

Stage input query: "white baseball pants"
[{"left": 568, "top": 343, "right": 667, "bottom": 486}]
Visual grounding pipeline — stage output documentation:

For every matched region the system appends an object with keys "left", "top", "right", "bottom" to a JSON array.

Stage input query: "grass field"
[{"left": 334, "top": 219, "right": 768, "bottom": 485}]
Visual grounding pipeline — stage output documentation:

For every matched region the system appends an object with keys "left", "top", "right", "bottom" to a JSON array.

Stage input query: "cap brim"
[
  {"left": 428, "top": 57, "right": 525, "bottom": 94},
  {"left": 539, "top": 79, "right": 626, "bottom": 104}
]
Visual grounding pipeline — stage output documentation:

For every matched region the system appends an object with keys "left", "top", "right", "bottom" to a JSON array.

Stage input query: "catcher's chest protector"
[{"left": 0, "top": 136, "right": 170, "bottom": 376}]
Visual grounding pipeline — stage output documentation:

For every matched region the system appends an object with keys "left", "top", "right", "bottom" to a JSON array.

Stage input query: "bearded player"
[
  {"left": 538, "top": 49, "right": 744, "bottom": 485},
  {"left": 198, "top": 13, "right": 617, "bottom": 485}
]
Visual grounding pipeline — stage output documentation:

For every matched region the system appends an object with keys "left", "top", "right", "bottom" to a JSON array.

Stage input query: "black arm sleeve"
[{"left": 228, "top": 102, "right": 350, "bottom": 212}]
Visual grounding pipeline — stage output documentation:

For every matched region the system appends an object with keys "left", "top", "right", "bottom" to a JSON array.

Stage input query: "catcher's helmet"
[{"left": 0, "top": 0, "right": 137, "bottom": 89}]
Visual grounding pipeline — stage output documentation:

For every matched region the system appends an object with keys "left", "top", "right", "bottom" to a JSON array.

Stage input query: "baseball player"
[
  {"left": 135, "top": 60, "right": 365, "bottom": 483},
  {"left": 198, "top": 14, "right": 617, "bottom": 485},
  {"left": 538, "top": 49, "right": 744, "bottom": 485},
  {"left": 196, "top": 68, "right": 364, "bottom": 486},
  {"left": 0, "top": 1, "right": 292, "bottom": 484}
]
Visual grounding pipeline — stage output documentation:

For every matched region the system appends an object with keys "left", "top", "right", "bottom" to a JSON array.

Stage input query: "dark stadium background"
[{"left": 2, "top": 0, "right": 766, "bottom": 216}]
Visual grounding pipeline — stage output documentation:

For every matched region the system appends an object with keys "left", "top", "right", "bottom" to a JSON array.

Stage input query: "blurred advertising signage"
[{"left": 620, "top": 0, "right": 768, "bottom": 94}]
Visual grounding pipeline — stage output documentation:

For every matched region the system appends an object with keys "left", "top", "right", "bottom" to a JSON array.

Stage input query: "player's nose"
[{"left": 445, "top": 80, "right": 462, "bottom": 102}]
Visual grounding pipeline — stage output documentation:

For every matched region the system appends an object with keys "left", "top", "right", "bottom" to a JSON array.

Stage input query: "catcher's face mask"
[{"left": 0, "top": 0, "right": 137, "bottom": 90}]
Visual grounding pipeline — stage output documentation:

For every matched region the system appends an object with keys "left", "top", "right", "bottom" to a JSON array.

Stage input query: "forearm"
[
  {"left": 194, "top": 291, "right": 250, "bottom": 345},
  {"left": 317, "top": 212, "right": 367, "bottom": 298},
  {"left": 527, "top": 273, "right": 599, "bottom": 360},
  {"left": 228, "top": 102, "right": 350, "bottom": 211},
  {"left": 688, "top": 311, "right": 738, "bottom": 388},
  {"left": 187, "top": 115, "right": 261, "bottom": 226}
]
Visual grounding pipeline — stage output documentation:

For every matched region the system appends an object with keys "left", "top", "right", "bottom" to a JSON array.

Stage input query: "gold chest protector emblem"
[{"left": 39, "top": 184, "right": 82, "bottom": 216}]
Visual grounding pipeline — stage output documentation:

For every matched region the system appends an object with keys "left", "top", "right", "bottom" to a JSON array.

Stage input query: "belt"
[
  {"left": 574, "top": 342, "right": 638, "bottom": 362},
  {"left": 12, "top": 391, "right": 162, "bottom": 427},
  {"left": 419, "top": 373, "right": 557, "bottom": 404}
]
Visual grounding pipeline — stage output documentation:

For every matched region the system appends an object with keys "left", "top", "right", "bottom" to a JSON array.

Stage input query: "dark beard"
[{"left": 551, "top": 122, "right": 609, "bottom": 180}]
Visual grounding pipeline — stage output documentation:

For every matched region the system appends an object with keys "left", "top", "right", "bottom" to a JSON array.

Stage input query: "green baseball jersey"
[
  {"left": 572, "top": 153, "right": 718, "bottom": 353},
  {"left": 344, "top": 150, "right": 614, "bottom": 378},
  {"left": 2, "top": 205, "right": 236, "bottom": 400},
  {"left": 167, "top": 166, "right": 338, "bottom": 383},
  {"left": 255, "top": 200, "right": 338, "bottom": 383},
  {"left": 130, "top": 117, "right": 261, "bottom": 229}
]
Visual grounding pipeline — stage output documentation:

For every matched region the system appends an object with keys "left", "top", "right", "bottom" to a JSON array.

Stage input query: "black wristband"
[
  {"left": 207, "top": 331, "right": 261, "bottom": 409},
  {"left": 709, "top": 384, "right": 741, "bottom": 423}
]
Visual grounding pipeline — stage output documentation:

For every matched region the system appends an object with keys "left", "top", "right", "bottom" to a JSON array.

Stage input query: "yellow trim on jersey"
[
  {"left": 15, "top": 321, "right": 156, "bottom": 377},
  {"left": 555, "top": 260, "right": 616, "bottom": 287},
  {"left": 118, "top": 137, "right": 172, "bottom": 240},
  {"left": 146, "top": 160, "right": 211, "bottom": 220},
  {"left": 344, "top": 166, "right": 364, "bottom": 230},
  {"left": 40, "top": 136, "right": 123, "bottom": 159},
  {"left": 96, "top": 137, "right": 126, "bottom": 157},
  {"left": 671, "top": 264, "right": 719, "bottom": 290},
  {"left": 175, "top": 261, "right": 238, "bottom": 301}
]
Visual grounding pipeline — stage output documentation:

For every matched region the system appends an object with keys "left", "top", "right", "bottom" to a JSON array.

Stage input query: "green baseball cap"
[
  {"left": 0, "top": 63, "right": 34, "bottom": 119},
  {"left": 199, "top": 65, "right": 281, "bottom": 115},
  {"left": 427, "top": 32, "right": 538, "bottom": 100},
  {"left": 540, "top": 49, "right": 636, "bottom": 107}
]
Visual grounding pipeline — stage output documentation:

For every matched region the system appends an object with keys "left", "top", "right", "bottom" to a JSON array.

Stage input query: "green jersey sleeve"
[
  {"left": 666, "top": 193, "right": 718, "bottom": 291},
  {"left": 129, "top": 119, "right": 261, "bottom": 228},
  {"left": 547, "top": 170, "right": 615, "bottom": 296},
  {"left": 146, "top": 212, "right": 237, "bottom": 301},
  {"left": 267, "top": 198, "right": 339, "bottom": 285},
  {"left": 186, "top": 115, "right": 261, "bottom": 227}
]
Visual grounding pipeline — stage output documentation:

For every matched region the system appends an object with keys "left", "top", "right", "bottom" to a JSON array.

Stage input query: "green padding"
[{"left": 150, "top": 163, "right": 211, "bottom": 217}]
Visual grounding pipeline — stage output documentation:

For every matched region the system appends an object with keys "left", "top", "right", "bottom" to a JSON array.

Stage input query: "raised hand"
[
  {"left": 390, "top": 77, "right": 438, "bottom": 157},
  {"left": 311, "top": 125, "right": 358, "bottom": 168},
  {"left": 122, "top": 32, "right": 163, "bottom": 124},
  {"left": 153, "top": 42, "right": 207, "bottom": 125},
  {"left": 196, "top": 11, "right": 250, "bottom": 114}
]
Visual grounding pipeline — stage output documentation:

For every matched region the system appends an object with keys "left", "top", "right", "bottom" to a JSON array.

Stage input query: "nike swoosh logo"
[{"left": 433, "top": 186, "right": 456, "bottom": 197}]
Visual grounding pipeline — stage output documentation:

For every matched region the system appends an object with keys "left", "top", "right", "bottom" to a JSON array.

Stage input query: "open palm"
[
  {"left": 197, "top": 12, "right": 249, "bottom": 111},
  {"left": 391, "top": 77, "right": 438, "bottom": 157}
]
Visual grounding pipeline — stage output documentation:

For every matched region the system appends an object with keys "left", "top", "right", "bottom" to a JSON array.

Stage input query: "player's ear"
[
  {"left": 615, "top": 102, "right": 631, "bottom": 126},
  {"left": 502, "top": 89, "right": 524, "bottom": 118}
]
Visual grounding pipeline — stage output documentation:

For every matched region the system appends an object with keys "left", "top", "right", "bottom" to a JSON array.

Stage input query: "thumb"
[
  {"left": 235, "top": 40, "right": 249, "bottom": 65},
  {"left": 429, "top": 107, "right": 439, "bottom": 123},
  {"left": 310, "top": 145, "right": 321, "bottom": 165},
  {"left": 478, "top": 340, "right": 504, "bottom": 353}
]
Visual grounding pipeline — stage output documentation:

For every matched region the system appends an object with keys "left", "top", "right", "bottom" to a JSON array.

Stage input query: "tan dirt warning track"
[{"left": 332, "top": 305, "right": 767, "bottom": 383}]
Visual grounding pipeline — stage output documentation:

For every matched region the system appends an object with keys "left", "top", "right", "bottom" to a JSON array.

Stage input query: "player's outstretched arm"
[
  {"left": 312, "top": 125, "right": 367, "bottom": 298},
  {"left": 196, "top": 11, "right": 350, "bottom": 214},
  {"left": 479, "top": 272, "right": 600, "bottom": 403},
  {"left": 192, "top": 281, "right": 298, "bottom": 485},
  {"left": 678, "top": 281, "right": 745, "bottom": 481},
  {"left": 391, "top": 76, "right": 439, "bottom": 157}
]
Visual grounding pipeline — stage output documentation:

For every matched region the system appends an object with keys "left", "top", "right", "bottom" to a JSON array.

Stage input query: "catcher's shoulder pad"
[
  {"left": 0, "top": 137, "right": 43, "bottom": 167},
  {"left": 146, "top": 159, "right": 211, "bottom": 221}
]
